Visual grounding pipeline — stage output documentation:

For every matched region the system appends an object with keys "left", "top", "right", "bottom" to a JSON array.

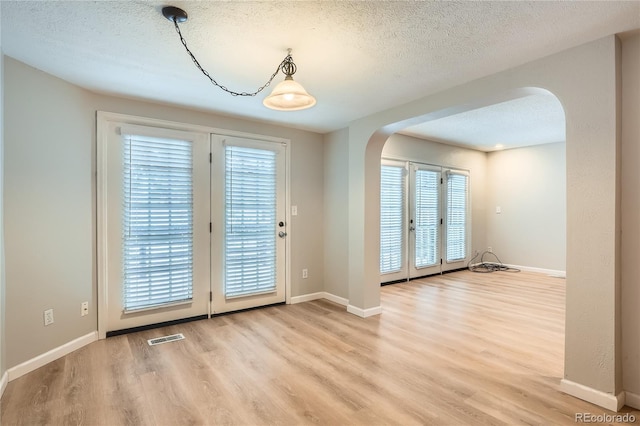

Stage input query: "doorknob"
[
  {"left": 278, "top": 231, "right": 287, "bottom": 238},
  {"left": 409, "top": 226, "right": 415, "bottom": 231}
]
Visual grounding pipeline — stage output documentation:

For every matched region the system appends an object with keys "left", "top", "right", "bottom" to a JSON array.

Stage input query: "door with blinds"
[
  {"left": 442, "top": 170, "right": 470, "bottom": 271},
  {"left": 380, "top": 160, "right": 408, "bottom": 282},
  {"left": 210, "top": 135, "right": 287, "bottom": 314},
  {"left": 104, "top": 123, "right": 211, "bottom": 333},
  {"left": 380, "top": 160, "right": 470, "bottom": 283},
  {"left": 409, "top": 164, "right": 442, "bottom": 278}
]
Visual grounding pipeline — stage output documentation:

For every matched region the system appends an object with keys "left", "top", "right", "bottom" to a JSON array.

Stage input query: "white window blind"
[
  {"left": 380, "top": 165, "right": 405, "bottom": 274},
  {"left": 225, "top": 145, "right": 277, "bottom": 298},
  {"left": 415, "top": 169, "right": 440, "bottom": 268},
  {"left": 122, "top": 134, "right": 194, "bottom": 312},
  {"left": 446, "top": 172, "right": 468, "bottom": 262}
]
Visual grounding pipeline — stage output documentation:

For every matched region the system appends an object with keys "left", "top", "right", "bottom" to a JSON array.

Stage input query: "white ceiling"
[
  {"left": 1, "top": 1, "right": 639, "bottom": 149},
  {"left": 400, "top": 92, "right": 566, "bottom": 151}
]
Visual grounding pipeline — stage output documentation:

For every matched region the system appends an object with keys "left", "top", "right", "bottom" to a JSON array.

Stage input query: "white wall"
[
  {"left": 620, "top": 31, "right": 640, "bottom": 401},
  {"left": 381, "top": 133, "right": 487, "bottom": 257},
  {"left": 3, "top": 56, "right": 325, "bottom": 369},
  {"left": 486, "top": 142, "right": 566, "bottom": 272},
  {"left": 323, "top": 128, "right": 349, "bottom": 299},
  {"left": 4, "top": 58, "right": 96, "bottom": 369}
]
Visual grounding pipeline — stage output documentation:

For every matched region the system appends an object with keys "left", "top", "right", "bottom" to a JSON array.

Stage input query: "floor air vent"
[{"left": 147, "top": 333, "right": 185, "bottom": 346}]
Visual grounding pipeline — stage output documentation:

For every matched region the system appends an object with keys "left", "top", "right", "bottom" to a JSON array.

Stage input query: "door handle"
[
  {"left": 278, "top": 231, "right": 287, "bottom": 238},
  {"left": 409, "top": 226, "right": 415, "bottom": 231}
]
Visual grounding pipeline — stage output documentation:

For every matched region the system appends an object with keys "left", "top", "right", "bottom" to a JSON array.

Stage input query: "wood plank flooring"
[{"left": 2, "top": 270, "right": 638, "bottom": 425}]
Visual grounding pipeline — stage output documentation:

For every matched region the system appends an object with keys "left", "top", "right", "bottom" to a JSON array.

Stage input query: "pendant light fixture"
[
  {"left": 263, "top": 49, "right": 316, "bottom": 111},
  {"left": 162, "top": 6, "right": 316, "bottom": 111}
]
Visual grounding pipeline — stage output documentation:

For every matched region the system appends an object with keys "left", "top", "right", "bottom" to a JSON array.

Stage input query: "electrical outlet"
[
  {"left": 44, "top": 309, "right": 54, "bottom": 326},
  {"left": 302, "top": 268, "right": 308, "bottom": 279},
  {"left": 81, "top": 301, "right": 89, "bottom": 316}
]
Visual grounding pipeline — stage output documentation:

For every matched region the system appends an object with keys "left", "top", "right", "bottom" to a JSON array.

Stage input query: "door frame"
[{"left": 97, "top": 111, "right": 291, "bottom": 339}]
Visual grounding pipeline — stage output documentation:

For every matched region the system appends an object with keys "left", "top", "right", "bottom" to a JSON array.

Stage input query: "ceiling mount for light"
[
  {"left": 161, "top": 6, "right": 187, "bottom": 23},
  {"left": 162, "top": 6, "right": 316, "bottom": 111}
]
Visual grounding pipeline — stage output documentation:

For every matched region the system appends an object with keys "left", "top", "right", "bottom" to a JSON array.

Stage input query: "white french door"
[
  {"left": 210, "top": 135, "right": 287, "bottom": 313},
  {"left": 103, "top": 123, "right": 211, "bottom": 333},
  {"left": 443, "top": 170, "right": 470, "bottom": 271},
  {"left": 409, "top": 164, "right": 442, "bottom": 278},
  {"left": 380, "top": 160, "right": 408, "bottom": 282},
  {"left": 380, "top": 159, "right": 470, "bottom": 283},
  {"left": 99, "top": 114, "right": 289, "bottom": 336}
]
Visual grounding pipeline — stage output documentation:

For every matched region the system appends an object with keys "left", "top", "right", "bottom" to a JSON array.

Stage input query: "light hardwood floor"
[{"left": 2, "top": 270, "right": 638, "bottom": 425}]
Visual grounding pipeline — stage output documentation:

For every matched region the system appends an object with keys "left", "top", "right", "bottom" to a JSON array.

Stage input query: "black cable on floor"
[{"left": 467, "top": 250, "right": 520, "bottom": 273}]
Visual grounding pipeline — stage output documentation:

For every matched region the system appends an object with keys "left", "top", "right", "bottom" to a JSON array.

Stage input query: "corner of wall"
[
  {"left": 560, "top": 379, "right": 625, "bottom": 412},
  {"left": 620, "top": 30, "right": 640, "bottom": 398},
  {"left": 0, "top": 3, "right": 7, "bottom": 392},
  {"left": 323, "top": 129, "right": 350, "bottom": 299},
  {"left": 614, "top": 32, "right": 623, "bottom": 396},
  {"left": 484, "top": 143, "right": 566, "bottom": 271}
]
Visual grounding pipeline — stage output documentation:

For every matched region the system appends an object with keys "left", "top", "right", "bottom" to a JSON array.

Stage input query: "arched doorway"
[
  {"left": 378, "top": 90, "right": 566, "bottom": 284},
  {"left": 334, "top": 35, "right": 621, "bottom": 410}
]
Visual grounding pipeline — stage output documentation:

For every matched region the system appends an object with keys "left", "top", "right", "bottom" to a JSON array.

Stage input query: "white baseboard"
[
  {"left": 508, "top": 264, "right": 566, "bottom": 278},
  {"left": 290, "top": 292, "right": 325, "bottom": 304},
  {"left": 0, "top": 370, "right": 8, "bottom": 399},
  {"left": 290, "top": 291, "right": 349, "bottom": 307},
  {"left": 323, "top": 292, "right": 349, "bottom": 307},
  {"left": 560, "top": 379, "right": 625, "bottom": 411},
  {"left": 7, "top": 331, "right": 98, "bottom": 382},
  {"left": 286, "top": 291, "right": 382, "bottom": 317},
  {"left": 347, "top": 304, "right": 382, "bottom": 318},
  {"left": 625, "top": 391, "right": 640, "bottom": 410}
]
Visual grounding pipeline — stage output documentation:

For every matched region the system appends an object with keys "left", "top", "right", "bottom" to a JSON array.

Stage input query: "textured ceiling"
[
  {"left": 1, "top": 1, "right": 639, "bottom": 147},
  {"left": 400, "top": 93, "right": 566, "bottom": 151}
]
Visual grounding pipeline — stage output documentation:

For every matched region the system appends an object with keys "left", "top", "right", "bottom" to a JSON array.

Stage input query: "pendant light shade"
[{"left": 263, "top": 76, "right": 317, "bottom": 111}]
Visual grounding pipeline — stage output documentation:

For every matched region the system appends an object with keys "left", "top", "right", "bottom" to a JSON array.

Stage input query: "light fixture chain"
[{"left": 172, "top": 19, "right": 288, "bottom": 97}]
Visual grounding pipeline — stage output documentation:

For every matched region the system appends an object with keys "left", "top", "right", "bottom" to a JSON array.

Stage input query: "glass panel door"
[
  {"left": 380, "top": 160, "right": 408, "bottom": 283},
  {"left": 443, "top": 170, "right": 470, "bottom": 271},
  {"left": 105, "top": 124, "right": 210, "bottom": 333},
  {"left": 409, "top": 164, "right": 442, "bottom": 278},
  {"left": 379, "top": 160, "right": 470, "bottom": 282},
  {"left": 211, "top": 135, "right": 287, "bottom": 313}
]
